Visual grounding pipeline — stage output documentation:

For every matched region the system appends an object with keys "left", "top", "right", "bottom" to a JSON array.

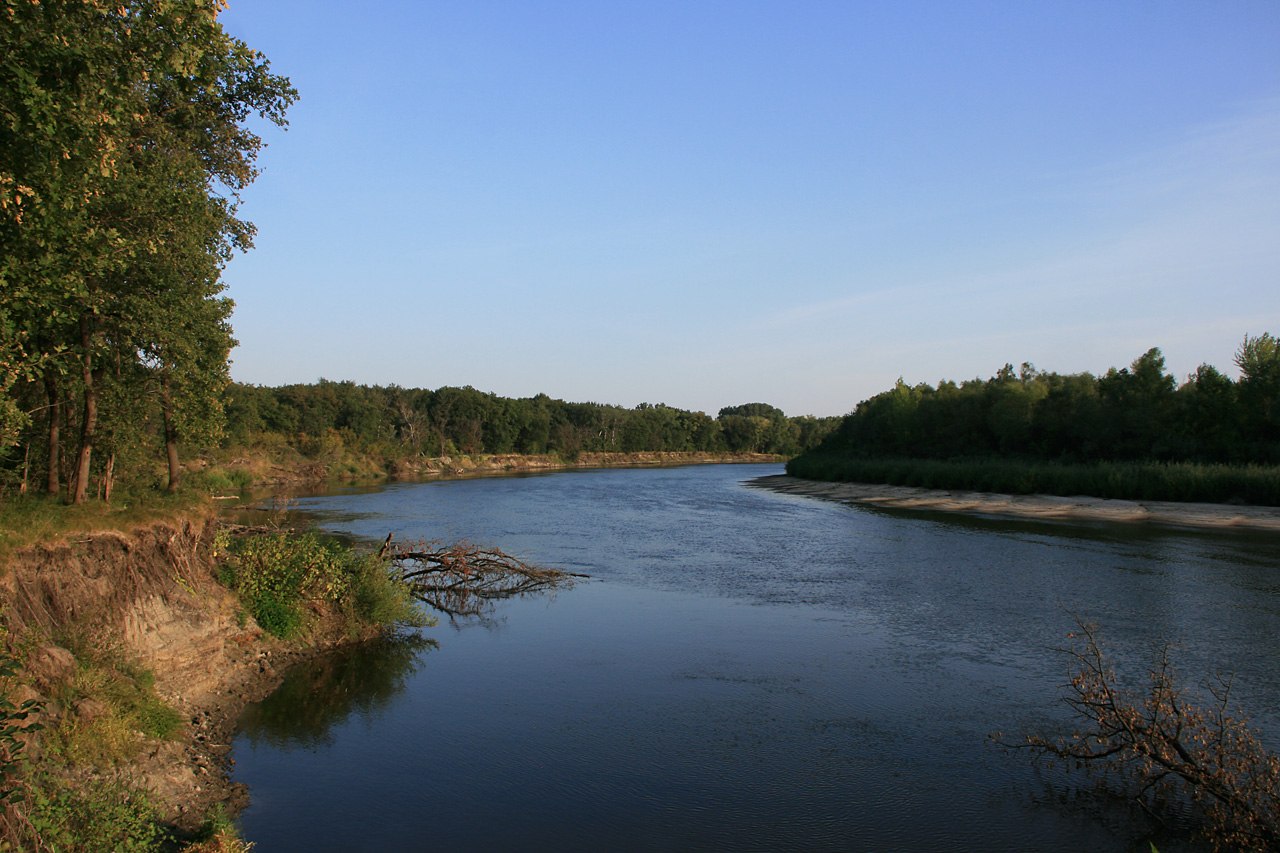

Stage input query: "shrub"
[
  {"left": 0, "top": 652, "right": 41, "bottom": 804},
  {"left": 20, "top": 774, "right": 166, "bottom": 853},
  {"left": 347, "top": 553, "right": 432, "bottom": 630},
  {"left": 219, "top": 531, "right": 429, "bottom": 637}
]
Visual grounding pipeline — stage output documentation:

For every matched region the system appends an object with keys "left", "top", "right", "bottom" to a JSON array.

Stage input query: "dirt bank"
[
  {"left": 209, "top": 449, "right": 785, "bottom": 489},
  {"left": 750, "top": 475, "right": 1280, "bottom": 532},
  {"left": 389, "top": 450, "right": 784, "bottom": 480},
  {"left": 0, "top": 518, "right": 376, "bottom": 834}
]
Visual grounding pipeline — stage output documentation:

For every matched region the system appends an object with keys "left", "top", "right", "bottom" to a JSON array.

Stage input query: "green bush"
[
  {"left": 189, "top": 467, "right": 253, "bottom": 495},
  {"left": 219, "top": 531, "right": 428, "bottom": 637},
  {"left": 0, "top": 652, "right": 42, "bottom": 805},
  {"left": 22, "top": 775, "right": 166, "bottom": 853},
  {"left": 249, "top": 590, "right": 304, "bottom": 638},
  {"left": 347, "top": 553, "right": 433, "bottom": 629}
]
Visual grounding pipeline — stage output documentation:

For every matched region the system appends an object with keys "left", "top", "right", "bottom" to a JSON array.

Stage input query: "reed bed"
[{"left": 785, "top": 455, "right": 1280, "bottom": 506}]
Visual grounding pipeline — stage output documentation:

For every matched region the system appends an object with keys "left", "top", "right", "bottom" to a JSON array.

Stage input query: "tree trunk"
[
  {"left": 161, "top": 373, "right": 181, "bottom": 493},
  {"left": 102, "top": 453, "right": 115, "bottom": 503},
  {"left": 71, "top": 317, "right": 97, "bottom": 505},
  {"left": 44, "top": 374, "right": 60, "bottom": 496}
]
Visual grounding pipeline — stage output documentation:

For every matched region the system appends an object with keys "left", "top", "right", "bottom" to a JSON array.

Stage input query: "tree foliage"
[
  {"left": 797, "top": 338, "right": 1280, "bottom": 470},
  {"left": 221, "top": 380, "right": 838, "bottom": 462},
  {"left": 0, "top": 0, "right": 295, "bottom": 500}
]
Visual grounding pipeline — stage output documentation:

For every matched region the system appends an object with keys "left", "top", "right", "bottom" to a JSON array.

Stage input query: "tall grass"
[
  {"left": 786, "top": 454, "right": 1280, "bottom": 506},
  {"left": 0, "top": 490, "right": 211, "bottom": 561}
]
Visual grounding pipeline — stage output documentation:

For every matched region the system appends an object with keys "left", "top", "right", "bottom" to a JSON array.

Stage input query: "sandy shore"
[{"left": 749, "top": 475, "right": 1280, "bottom": 532}]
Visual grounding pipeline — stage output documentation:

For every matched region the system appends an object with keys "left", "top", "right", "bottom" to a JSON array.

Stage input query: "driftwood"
[{"left": 385, "top": 535, "right": 586, "bottom": 621}]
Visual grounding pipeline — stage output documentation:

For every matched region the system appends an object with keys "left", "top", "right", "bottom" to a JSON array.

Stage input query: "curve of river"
[{"left": 231, "top": 463, "right": 1280, "bottom": 851}]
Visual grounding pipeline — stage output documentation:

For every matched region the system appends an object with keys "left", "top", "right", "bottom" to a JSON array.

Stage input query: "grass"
[
  {"left": 0, "top": 639, "right": 188, "bottom": 850},
  {"left": 786, "top": 454, "right": 1280, "bottom": 506},
  {"left": 18, "top": 773, "right": 166, "bottom": 853},
  {"left": 0, "top": 488, "right": 212, "bottom": 561},
  {"left": 42, "top": 634, "right": 183, "bottom": 769}
]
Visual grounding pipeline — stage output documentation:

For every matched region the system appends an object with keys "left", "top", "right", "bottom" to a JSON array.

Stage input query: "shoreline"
[
  {"left": 211, "top": 449, "right": 785, "bottom": 492},
  {"left": 1, "top": 519, "right": 386, "bottom": 840},
  {"left": 749, "top": 475, "right": 1280, "bottom": 532}
]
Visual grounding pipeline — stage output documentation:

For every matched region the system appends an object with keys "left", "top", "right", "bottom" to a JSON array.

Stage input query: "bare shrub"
[{"left": 1005, "top": 622, "right": 1279, "bottom": 851}]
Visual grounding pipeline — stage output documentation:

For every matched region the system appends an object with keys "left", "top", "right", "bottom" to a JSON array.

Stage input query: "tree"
[
  {"left": 1236, "top": 333, "right": 1280, "bottom": 461},
  {"left": 1006, "top": 622, "right": 1279, "bottom": 851},
  {"left": 1173, "top": 364, "right": 1238, "bottom": 463},
  {"left": 1095, "top": 348, "right": 1176, "bottom": 460},
  {"left": 1, "top": 1, "right": 294, "bottom": 501}
]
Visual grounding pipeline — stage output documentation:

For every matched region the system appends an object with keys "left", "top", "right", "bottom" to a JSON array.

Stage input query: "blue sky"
[{"left": 218, "top": 0, "right": 1280, "bottom": 417}]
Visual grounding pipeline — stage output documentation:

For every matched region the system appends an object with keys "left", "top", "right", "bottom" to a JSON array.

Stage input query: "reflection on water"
[
  {"left": 232, "top": 464, "right": 1280, "bottom": 852},
  {"left": 237, "top": 635, "right": 435, "bottom": 750}
]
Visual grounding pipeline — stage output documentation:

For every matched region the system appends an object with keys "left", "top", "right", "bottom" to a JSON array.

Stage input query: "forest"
[
  {"left": 223, "top": 383, "right": 838, "bottom": 461},
  {"left": 790, "top": 337, "right": 1280, "bottom": 504}
]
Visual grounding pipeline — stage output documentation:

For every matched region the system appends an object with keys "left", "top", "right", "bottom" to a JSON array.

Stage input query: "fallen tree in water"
[
  {"left": 998, "top": 621, "right": 1280, "bottom": 851},
  {"left": 381, "top": 535, "right": 586, "bottom": 621}
]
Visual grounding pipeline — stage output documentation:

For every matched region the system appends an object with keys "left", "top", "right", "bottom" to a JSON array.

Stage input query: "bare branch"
[
  {"left": 386, "top": 540, "right": 586, "bottom": 623},
  {"left": 998, "top": 620, "right": 1280, "bottom": 851}
]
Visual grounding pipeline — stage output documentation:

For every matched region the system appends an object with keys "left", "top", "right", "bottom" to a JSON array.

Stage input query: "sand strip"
[{"left": 748, "top": 475, "right": 1280, "bottom": 532}]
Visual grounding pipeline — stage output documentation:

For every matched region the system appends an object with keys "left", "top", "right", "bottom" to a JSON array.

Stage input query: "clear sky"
[{"left": 217, "top": 0, "right": 1280, "bottom": 418}]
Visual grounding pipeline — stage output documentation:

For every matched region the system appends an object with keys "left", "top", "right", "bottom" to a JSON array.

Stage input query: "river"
[{"left": 231, "top": 463, "right": 1280, "bottom": 851}]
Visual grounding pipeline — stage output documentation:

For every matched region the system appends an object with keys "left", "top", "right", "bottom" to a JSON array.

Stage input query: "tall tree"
[
  {"left": 1, "top": 0, "right": 294, "bottom": 501},
  {"left": 1235, "top": 333, "right": 1280, "bottom": 461}
]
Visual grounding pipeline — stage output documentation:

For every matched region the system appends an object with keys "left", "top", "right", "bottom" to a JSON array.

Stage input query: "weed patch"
[{"left": 218, "top": 531, "right": 428, "bottom": 638}]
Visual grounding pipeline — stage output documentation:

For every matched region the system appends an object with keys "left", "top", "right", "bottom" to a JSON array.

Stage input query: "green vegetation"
[
  {"left": 0, "top": 651, "right": 40, "bottom": 805},
  {"left": 790, "top": 337, "right": 1280, "bottom": 505},
  {"left": 0, "top": 489, "right": 209, "bottom": 560},
  {"left": 1, "top": 0, "right": 296, "bottom": 502},
  {"left": 787, "top": 457, "right": 1280, "bottom": 505},
  {"left": 216, "top": 530, "right": 432, "bottom": 638},
  {"left": 219, "top": 382, "right": 838, "bottom": 469},
  {"left": 20, "top": 774, "right": 165, "bottom": 853},
  {"left": 43, "top": 636, "right": 183, "bottom": 769},
  {"left": 0, "top": 636, "right": 197, "bottom": 850}
]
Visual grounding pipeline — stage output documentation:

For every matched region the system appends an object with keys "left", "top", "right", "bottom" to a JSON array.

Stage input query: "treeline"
[
  {"left": 225, "top": 382, "right": 840, "bottom": 460},
  {"left": 790, "top": 336, "right": 1280, "bottom": 503},
  {"left": 0, "top": 2, "right": 295, "bottom": 502}
]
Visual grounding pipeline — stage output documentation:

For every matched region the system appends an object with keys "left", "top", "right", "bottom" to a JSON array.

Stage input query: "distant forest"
[
  {"left": 224, "top": 382, "right": 840, "bottom": 460},
  {"left": 800, "top": 337, "right": 1279, "bottom": 466}
]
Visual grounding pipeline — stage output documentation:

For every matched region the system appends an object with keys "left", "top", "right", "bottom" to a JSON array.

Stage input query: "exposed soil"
[
  {"left": 750, "top": 475, "right": 1280, "bottom": 532},
  {"left": 0, "top": 518, "right": 380, "bottom": 835},
  {"left": 209, "top": 449, "right": 785, "bottom": 489}
]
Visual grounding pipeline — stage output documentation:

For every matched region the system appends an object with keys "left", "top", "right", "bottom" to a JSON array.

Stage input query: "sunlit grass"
[{"left": 0, "top": 489, "right": 212, "bottom": 561}]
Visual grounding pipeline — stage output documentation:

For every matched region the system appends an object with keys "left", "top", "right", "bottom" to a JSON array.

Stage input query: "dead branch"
[
  {"left": 1001, "top": 620, "right": 1280, "bottom": 851},
  {"left": 387, "top": 539, "right": 585, "bottom": 621}
]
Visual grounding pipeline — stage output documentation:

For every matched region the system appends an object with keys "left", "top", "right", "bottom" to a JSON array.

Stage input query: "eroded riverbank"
[
  {"left": 749, "top": 474, "right": 1280, "bottom": 532},
  {"left": 0, "top": 517, "right": 387, "bottom": 841}
]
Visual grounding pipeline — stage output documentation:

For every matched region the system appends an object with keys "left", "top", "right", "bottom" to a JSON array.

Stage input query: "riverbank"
[
  {"left": 202, "top": 449, "right": 785, "bottom": 491},
  {"left": 0, "top": 516, "right": 389, "bottom": 845},
  {"left": 750, "top": 474, "right": 1280, "bottom": 532}
]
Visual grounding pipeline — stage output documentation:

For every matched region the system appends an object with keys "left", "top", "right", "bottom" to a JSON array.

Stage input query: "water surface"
[{"left": 233, "top": 464, "right": 1280, "bottom": 851}]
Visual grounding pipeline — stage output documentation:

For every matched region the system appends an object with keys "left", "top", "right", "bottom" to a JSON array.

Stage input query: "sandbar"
[{"left": 748, "top": 475, "right": 1280, "bottom": 533}]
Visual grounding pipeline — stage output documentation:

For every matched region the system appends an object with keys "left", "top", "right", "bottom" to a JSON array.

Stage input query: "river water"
[{"left": 231, "top": 463, "right": 1280, "bottom": 851}]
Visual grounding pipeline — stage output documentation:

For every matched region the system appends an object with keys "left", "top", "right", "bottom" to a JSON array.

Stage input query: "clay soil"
[{"left": 1, "top": 518, "right": 381, "bottom": 836}]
